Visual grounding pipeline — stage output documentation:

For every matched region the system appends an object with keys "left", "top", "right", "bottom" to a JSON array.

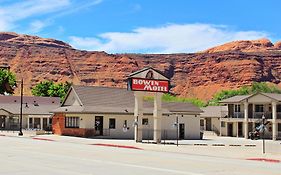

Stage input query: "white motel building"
[
  {"left": 52, "top": 68, "right": 202, "bottom": 141},
  {"left": 220, "top": 93, "right": 281, "bottom": 140},
  {"left": 52, "top": 85, "right": 202, "bottom": 140}
]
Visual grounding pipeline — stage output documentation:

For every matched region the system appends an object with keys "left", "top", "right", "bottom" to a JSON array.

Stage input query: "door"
[
  {"left": 248, "top": 104, "right": 253, "bottom": 118},
  {"left": 0, "top": 116, "right": 5, "bottom": 129},
  {"left": 238, "top": 122, "right": 243, "bottom": 137},
  {"left": 179, "top": 123, "right": 185, "bottom": 139},
  {"left": 227, "top": 123, "right": 233, "bottom": 137},
  {"left": 43, "top": 118, "right": 48, "bottom": 130},
  {"left": 206, "top": 118, "right": 212, "bottom": 131},
  {"left": 95, "top": 116, "right": 103, "bottom": 135}
]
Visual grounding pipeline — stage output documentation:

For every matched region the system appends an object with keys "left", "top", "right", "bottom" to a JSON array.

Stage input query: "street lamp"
[
  {"left": 18, "top": 78, "right": 23, "bottom": 136},
  {"left": 261, "top": 115, "right": 266, "bottom": 154}
]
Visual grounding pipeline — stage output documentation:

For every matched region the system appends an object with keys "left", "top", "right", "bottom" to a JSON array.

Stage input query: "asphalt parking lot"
[{"left": 0, "top": 132, "right": 281, "bottom": 175}]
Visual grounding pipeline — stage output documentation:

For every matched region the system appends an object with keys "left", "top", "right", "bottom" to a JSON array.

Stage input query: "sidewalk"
[{"left": 1, "top": 131, "right": 281, "bottom": 161}]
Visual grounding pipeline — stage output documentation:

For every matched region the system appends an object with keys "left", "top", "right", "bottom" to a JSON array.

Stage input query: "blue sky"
[{"left": 0, "top": 0, "right": 280, "bottom": 53}]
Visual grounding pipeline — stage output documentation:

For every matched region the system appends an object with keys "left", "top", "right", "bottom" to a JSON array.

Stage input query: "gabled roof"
[
  {"left": 220, "top": 92, "right": 281, "bottom": 103},
  {"left": 71, "top": 85, "right": 135, "bottom": 107},
  {"left": 0, "top": 96, "right": 60, "bottom": 115},
  {"left": 128, "top": 67, "right": 169, "bottom": 80},
  {"left": 200, "top": 106, "right": 228, "bottom": 118},
  {"left": 220, "top": 95, "right": 251, "bottom": 103},
  {"left": 54, "top": 85, "right": 202, "bottom": 114},
  {"left": 260, "top": 93, "right": 281, "bottom": 101}
]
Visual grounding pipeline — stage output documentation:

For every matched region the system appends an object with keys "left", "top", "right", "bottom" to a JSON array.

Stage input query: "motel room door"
[
  {"left": 0, "top": 116, "right": 5, "bottom": 129},
  {"left": 238, "top": 122, "right": 243, "bottom": 137},
  {"left": 206, "top": 118, "right": 212, "bottom": 131},
  {"left": 179, "top": 123, "right": 185, "bottom": 139},
  {"left": 95, "top": 116, "right": 103, "bottom": 135},
  {"left": 227, "top": 123, "right": 233, "bottom": 137}
]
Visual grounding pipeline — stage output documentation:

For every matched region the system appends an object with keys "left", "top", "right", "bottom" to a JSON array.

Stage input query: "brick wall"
[{"left": 52, "top": 113, "right": 95, "bottom": 137}]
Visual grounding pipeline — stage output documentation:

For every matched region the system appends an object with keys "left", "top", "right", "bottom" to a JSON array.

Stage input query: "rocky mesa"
[{"left": 1, "top": 32, "right": 281, "bottom": 101}]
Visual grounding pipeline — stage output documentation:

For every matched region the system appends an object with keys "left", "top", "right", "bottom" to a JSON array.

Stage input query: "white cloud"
[
  {"left": 0, "top": 0, "right": 102, "bottom": 33},
  {"left": 0, "top": 0, "right": 70, "bottom": 31},
  {"left": 29, "top": 20, "right": 49, "bottom": 33},
  {"left": 69, "top": 23, "right": 269, "bottom": 53}
]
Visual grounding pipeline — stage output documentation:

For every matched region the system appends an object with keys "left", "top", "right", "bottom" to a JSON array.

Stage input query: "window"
[
  {"left": 200, "top": 119, "right": 204, "bottom": 126},
  {"left": 221, "top": 121, "right": 225, "bottom": 127},
  {"left": 278, "top": 124, "right": 281, "bottom": 132},
  {"left": 255, "top": 105, "right": 264, "bottom": 112},
  {"left": 65, "top": 117, "right": 79, "bottom": 128},
  {"left": 234, "top": 104, "right": 241, "bottom": 112},
  {"left": 277, "top": 105, "right": 281, "bottom": 112},
  {"left": 142, "top": 118, "right": 148, "bottom": 125},
  {"left": 109, "top": 118, "right": 116, "bottom": 129}
]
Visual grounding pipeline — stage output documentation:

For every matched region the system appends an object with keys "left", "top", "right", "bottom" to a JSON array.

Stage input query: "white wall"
[{"left": 66, "top": 113, "right": 201, "bottom": 140}]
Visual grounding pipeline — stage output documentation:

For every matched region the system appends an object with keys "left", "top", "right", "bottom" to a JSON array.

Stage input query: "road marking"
[{"left": 93, "top": 159, "right": 203, "bottom": 175}]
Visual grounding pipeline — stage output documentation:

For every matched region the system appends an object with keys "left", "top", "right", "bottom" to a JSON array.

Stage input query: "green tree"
[
  {"left": 0, "top": 69, "right": 16, "bottom": 95},
  {"left": 208, "top": 82, "right": 281, "bottom": 106},
  {"left": 144, "top": 93, "right": 207, "bottom": 107},
  {"left": 32, "top": 81, "right": 72, "bottom": 100},
  {"left": 31, "top": 81, "right": 54, "bottom": 97}
]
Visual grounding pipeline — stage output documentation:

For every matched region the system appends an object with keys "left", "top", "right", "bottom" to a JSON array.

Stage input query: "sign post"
[{"left": 128, "top": 67, "right": 170, "bottom": 144}]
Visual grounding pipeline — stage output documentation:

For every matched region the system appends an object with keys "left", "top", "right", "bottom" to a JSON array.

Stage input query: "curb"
[
  {"left": 32, "top": 138, "right": 55, "bottom": 142},
  {"left": 91, "top": 143, "right": 143, "bottom": 150},
  {"left": 246, "top": 158, "right": 281, "bottom": 163}
]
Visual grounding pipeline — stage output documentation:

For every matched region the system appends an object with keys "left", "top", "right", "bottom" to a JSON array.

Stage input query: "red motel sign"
[{"left": 130, "top": 78, "right": 169, "bottom": 93}]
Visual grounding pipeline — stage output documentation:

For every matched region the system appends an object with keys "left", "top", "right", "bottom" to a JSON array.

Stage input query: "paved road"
[{"left": 0, "top": 136, "right": 280, "bottom": 175}]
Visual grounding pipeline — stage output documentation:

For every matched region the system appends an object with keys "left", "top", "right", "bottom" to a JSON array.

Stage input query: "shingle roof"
[
  {"left": 200, "top": 106, "right": 228, "bottom": 118},
  {"left": 220, "top": 95, "right": 251, "bottom": 103},
  {"left": 128, "top": 67, "right": 169, "bottom": 80},
  {"left": 220, "top": 93, "right": 281, "bottom": 103},
  {"left": 72, "top": 85, "right": 135, "bottom": 107},
  {"left": 0, "top": 96, "right": 60, "bottom": 115},
  {"left": 55, "top": 85, "right": 202, "bottom": 114},
  {"left": 261, "top": 93, "right": 281, "bottom": 101}
]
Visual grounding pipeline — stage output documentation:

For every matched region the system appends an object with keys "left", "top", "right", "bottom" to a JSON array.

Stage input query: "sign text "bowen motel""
[{"left": 129, "top": 78, "right": 169, "bottom": 93}]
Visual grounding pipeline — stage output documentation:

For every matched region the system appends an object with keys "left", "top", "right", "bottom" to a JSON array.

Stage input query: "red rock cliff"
[{"left": 1, "top": 32, "right": 281, "bottom": 101}]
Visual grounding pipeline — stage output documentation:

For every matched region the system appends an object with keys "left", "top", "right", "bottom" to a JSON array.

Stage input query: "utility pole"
[{"left": 18, "top": 78, "right": 23, "bottom": 136}]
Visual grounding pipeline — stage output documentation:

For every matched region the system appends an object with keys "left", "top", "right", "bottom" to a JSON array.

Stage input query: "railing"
[
  {"left": 252, "top": 112, "right": 272, "bottom": 119},
  {"left": 277, "top": 112, "right": 281, "bottom": 119},
  {"left": 212, "top": 125, "right": 220, "bottom": 136},
  {"left": 0, "top": 123, "right": 19, "bottom": 131},
  {"left": 232, "top": 112, "right": 244, "bottom": 118},
  {"left": 278, "top": 132, "right": 281, "bottom": 140}
]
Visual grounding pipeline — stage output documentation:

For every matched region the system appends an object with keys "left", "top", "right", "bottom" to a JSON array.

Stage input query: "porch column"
[
  {"left": 236, "top": 122, "right": 239, "bottom": 137},
  {"left": 204, "top": 119, "right": 207, "bottom": 130},
  {"left": 153, "top": 92, "right": 163, "bottom": 143},
  {"left": 27, "top": 116, "right": 29, "bottom": 129},
  {"left": 219, "top": 119, "right": 222, "bottom": 136},
  {"left": 32, "top": 117, "right": 34, "bottom": 129},
  {"left": 47, "top": 118, "right": 50, "bottom": 127},
  {"left": 40, "top": 117, "right": 43, "bottom": 130},
  {"left": 272, "top": 102, "right": 277, "bottom": 141},
  {"left": 134, "top": 91, "right": 144, "bottom": 142},
  {"left": 244, "top": 102, "right": 249, "bottom": 139}
]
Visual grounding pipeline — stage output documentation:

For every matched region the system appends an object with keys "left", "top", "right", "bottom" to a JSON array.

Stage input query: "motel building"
[
  {"left": 220, "top": 93, "right": 281, "bottom": 140},
  {"left": 52, "top": 68, "right": 202, "bottom": 141},
  {"left": 0, "top": 96, "right": 60, "bottom": 131}
]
